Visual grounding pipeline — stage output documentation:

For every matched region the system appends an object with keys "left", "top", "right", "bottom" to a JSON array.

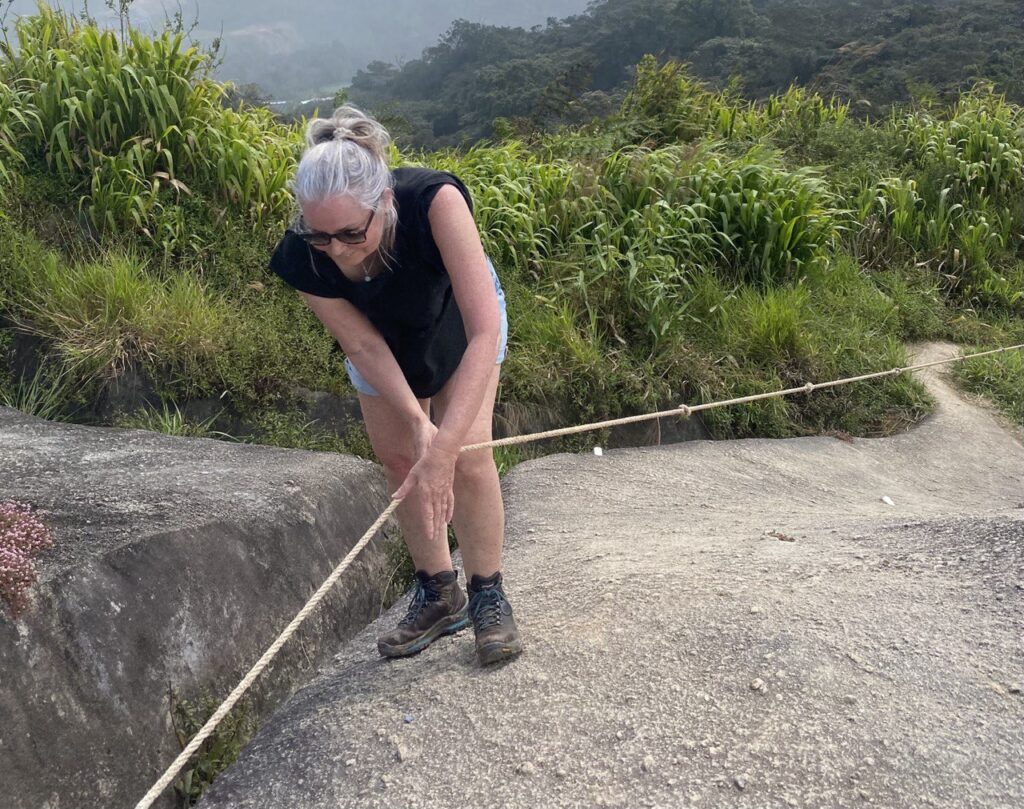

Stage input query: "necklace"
[
  {"left": 305, "top": 242, "right": 380, "bottom": 283},
  {"left": 357, "top": 254, "right": 380, "bottom": 282}
]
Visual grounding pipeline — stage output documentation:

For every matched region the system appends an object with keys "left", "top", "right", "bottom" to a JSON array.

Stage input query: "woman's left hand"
[{"left": 392, "top": 443, "right": 460, "bottom": 543}]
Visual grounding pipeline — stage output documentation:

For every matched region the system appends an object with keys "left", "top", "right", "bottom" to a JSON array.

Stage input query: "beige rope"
[
  {"left": 137, "top": 340, "right": 1022, "bottom": 808},
  {"left": 135, "top": 499, "right": 400, "bottom": 809},
  {"left": 462, "top": 342, "right": 1024, "bottom": 450}
]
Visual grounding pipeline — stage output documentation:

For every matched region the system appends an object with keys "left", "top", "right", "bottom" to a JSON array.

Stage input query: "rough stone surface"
[
  {"left": 91, "top": 362, "right": 163, "bottom": 420},
  {"left": 196, "top": 343, "right": 1024, "bottom": 809},
  {"left": 286, "top": 386, "right": 363, "bottom": 436},
  {"left": 0, "top": 408, "right": 399, "bottom": 809},
  {"left": 3, "top": 325, "right": 49, "bottom": 383}
]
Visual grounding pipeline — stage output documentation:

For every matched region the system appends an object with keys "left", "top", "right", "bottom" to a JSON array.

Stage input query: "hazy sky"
[{"left": 4, "top": 1, "right": 593, "bottom": 98}]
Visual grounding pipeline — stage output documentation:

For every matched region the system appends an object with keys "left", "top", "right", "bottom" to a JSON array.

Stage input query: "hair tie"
[{"left": 333, "top": 126, "right": 348, "bottom": 141}]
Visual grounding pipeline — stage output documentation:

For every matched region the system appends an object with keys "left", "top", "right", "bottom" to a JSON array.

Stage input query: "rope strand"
[{"left": 462, "top": 343, "right": 1023, "bottom": 450}]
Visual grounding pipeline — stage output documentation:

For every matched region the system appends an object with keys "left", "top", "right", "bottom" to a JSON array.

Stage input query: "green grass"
[
  {"left": 239, "top": 408, "right": 375, "bottom": 460},
  {"left": 953, "top": 317, "right": 1024, "bottom": 425},
  {"left": 0, "top": 207, "right": 348, "bottom": 418},
  {"left": 0, "top": 238, "right": 232, "bottom": 403},
  {"left": 0, "top": 359, "right": 81, "bottom": 421},
  {"left": 168, "top": 686, "right": 256, "bottom": 807},
  {"left": 114, "top": 401, "right": 223, "bottom": 438}
]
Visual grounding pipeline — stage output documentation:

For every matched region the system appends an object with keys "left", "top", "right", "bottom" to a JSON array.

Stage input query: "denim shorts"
[{"left": 344, "top": 256, "right": 508, "bottom": 397}]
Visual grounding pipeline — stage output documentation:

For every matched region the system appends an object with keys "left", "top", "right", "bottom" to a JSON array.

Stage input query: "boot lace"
[
  {"left": 398, "top": 581, "right": 441, "bottom": 626},
  {"left": 470, "top": 587, "right": 505, "bottom": 630}
]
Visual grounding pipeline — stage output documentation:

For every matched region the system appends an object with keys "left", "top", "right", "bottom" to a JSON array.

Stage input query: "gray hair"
[{"left": 292, "top": 105, "right": 397, "bottom": 258}]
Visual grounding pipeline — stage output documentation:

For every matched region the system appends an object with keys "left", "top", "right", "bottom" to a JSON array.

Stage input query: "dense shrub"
[{"left": 1, "top": 6, "right": 300, "bottom": 254}]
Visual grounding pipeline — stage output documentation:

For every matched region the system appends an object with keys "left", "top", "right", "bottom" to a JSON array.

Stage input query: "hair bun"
[{"left": 305, "top": 105, "right": 391, "bottom": 165}]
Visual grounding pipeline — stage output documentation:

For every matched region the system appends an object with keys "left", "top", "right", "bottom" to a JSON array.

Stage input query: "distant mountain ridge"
[
  {"left": 4, "top": 0, "right": 592, "bottom": 99},
  {"left": 345, "top": 0, "right": 1024, "bottom": 147}
]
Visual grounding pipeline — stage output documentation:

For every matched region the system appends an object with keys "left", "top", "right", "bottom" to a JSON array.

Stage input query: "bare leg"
[
  {"left": 358, "top": 393, "right": 454, "bottom": 576},
  {"left": 431, "top": 364, "right": 504, "bottom": 582}
]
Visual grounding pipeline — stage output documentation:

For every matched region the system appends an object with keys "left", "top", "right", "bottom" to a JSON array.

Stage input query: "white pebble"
[{"left": 593, "top": 446, "right": 603, "bottom": 456}]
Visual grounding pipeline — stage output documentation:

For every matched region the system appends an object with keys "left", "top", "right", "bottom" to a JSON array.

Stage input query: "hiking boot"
[
  {"left": 377, "top": 569, "right": 469, "bottom": 658},
  {"left": 468, "top": 571, "right": 523, "bottom": 666}
]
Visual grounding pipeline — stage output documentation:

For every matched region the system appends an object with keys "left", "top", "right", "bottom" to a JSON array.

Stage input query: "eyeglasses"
[{"left": 296, "top": 208, "right": 375, "bottom": 246}]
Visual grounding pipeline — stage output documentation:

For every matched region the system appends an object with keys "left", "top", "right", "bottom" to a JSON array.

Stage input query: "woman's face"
[{"left": 300, "top": 190, "right": 390, "bottom": 268}]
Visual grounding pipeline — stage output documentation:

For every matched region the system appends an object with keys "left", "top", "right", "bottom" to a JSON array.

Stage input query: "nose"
[{"left": 325, "top": 236, "right": 346, "bottom": 258}]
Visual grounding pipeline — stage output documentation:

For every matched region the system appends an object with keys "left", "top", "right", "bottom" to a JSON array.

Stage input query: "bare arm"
[
  {"left": 298, "top": 292, "right": 427, "bottom": 427},
  {"left": 425, "top": 183, "right": 502, "bottom": 454}
]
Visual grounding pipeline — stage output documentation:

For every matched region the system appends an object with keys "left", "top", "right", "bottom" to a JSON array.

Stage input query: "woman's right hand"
[{"left": 392, "top": 415, "right": 457, "bottom": 543}]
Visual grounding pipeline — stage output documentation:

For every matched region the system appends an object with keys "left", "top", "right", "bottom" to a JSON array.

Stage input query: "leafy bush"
[
  {"left": 685, "top": 150, "right": 837, "bottom": 286},
  {"left": 895, "top": 86, "right": 1024, "bottom": 202},
  {"left": 0, "top": 79, "right": 36, "bottom": 189},
  {"left": 1, "top": 5, "right": 300, "bottom": 254},
  {"left": 619, "top": 54, "right": 726, "bottom": 145}
]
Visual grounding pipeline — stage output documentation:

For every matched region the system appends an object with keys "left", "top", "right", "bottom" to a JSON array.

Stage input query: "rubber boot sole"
[
  {"left": 476, "top": 636, "right": 524, "bottom": 666},
  {"left": 377, "top": 606, "right": 470, "bottom": 658}
]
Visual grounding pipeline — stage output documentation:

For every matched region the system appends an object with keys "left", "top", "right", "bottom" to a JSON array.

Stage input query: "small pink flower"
[{"left": 0, "top": 501, "right": 54, "bottom": 619}]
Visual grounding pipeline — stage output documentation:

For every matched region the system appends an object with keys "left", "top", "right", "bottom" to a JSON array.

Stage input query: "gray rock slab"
[
  {"left": 196, "top": 343, "right": 1024, "bottom": 809},
  {"left": 0, "top": 407, "right": 397, "bottom": 809}
]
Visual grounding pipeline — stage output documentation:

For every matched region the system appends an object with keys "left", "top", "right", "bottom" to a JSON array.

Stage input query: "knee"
[
  {"left": 454, "top": 449, "right": 496, "bottom": 487},
  {"left": 377, "top": 450, "right": 415, "bottom": 481}
]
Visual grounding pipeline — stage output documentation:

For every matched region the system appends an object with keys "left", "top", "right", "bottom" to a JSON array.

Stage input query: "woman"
[{"left": 268, "top": 106, "right": 521, "bottom": 666}]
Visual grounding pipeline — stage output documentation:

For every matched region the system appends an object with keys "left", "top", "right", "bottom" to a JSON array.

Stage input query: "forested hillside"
[{"left": 348, "top": 0, "right": 1024, "bottom": 147}]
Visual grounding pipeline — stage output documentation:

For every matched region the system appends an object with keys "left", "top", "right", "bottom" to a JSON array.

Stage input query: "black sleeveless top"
[{"left": 268, "top": 167, "right": 474, "bottom": 398}]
